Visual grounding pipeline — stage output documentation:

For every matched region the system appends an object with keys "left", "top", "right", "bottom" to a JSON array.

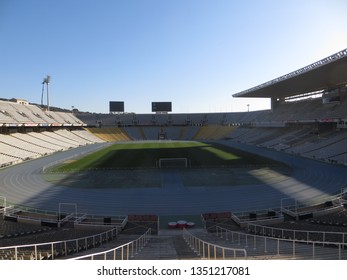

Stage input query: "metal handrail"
[
  {"left": 69, "top": 228, "right": 152, "bottom": 260},
  {"left": 0, "top": 227, "right": 119, "bottom": 260},
  {"left": 183, "top": 228, "right": 247, "bottom": 259},
  {"left": 216, "top": 226, "right": 347, "bottom": 260},
  {"left": 247, "top": 223, "right": 347, "bottom": 244},
  {"left": 3, "top": 204, "right": 128, "bottom": 229}
]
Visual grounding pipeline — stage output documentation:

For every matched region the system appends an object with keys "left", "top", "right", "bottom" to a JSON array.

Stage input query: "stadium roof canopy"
[{"left": 233, "top": 48, "right": 347, "bottom": 99}]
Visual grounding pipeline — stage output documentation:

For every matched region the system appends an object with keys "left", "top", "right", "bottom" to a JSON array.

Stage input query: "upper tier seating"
[{"left": 0, "top": 100, "right": 86, "bottom": 126}]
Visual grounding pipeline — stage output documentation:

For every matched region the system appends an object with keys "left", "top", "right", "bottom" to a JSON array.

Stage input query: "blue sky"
[{"left": 1, "top": 0, "right": 347, "bottom": 113}]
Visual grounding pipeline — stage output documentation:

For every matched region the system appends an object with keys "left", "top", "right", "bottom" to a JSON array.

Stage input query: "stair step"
[{"left": 132, "top": 234, "right": 200, "bottom": 260}]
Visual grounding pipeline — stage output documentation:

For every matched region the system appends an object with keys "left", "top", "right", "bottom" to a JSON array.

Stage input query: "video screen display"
[
  {"left": 151, "top": 102, "right": 172, "bottom": 112},
  {"left": 109, "top": 101, "right": 124, "bottom": 112}
]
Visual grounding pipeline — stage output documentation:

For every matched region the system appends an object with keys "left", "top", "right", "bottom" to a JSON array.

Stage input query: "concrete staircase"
[
  {"left": 132, "top": 229, "right": 201, "bottom": 260},
  {"left": 65, "top": 227, "right": 347, "bottom": 260}
]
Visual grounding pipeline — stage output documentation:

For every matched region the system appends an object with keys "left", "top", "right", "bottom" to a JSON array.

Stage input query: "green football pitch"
[
  {"left": 53, "top": 141, "right": 274, "bottom": 171},
  {"left": 44, "top": 141, "right": 287, "bottom": 189}
]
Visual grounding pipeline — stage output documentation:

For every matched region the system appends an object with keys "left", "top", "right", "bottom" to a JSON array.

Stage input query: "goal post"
[{"left": 158, "top": 158, "right": 189, "bottom": 169}]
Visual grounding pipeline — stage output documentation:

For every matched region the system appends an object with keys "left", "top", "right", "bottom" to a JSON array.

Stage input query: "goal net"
[{"left": 158, "top": 158, "right": 189, "bottom": 169}]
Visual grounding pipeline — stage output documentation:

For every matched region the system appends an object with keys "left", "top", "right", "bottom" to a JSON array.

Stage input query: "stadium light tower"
[
  {"left": 41, "top": 79, "right": 45, "bottom": 108},
  {"left": 41, "top": 75, "right": 51, "bottom": 111}
]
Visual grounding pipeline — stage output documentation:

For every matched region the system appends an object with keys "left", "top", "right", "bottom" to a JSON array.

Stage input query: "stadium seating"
[
  {"left": 0, "top": 100, "right": 87, "bottom": 126},
  {"left": 0, "top": 141, "right": 40, "bottom": 160},
  {"left": 0, "top": 100, "right": 109, "bottom": 169},
  {"left": 192, "top": 125, "right": 236, "bottom": 140},
  {"left": 0, "top": 133, "right": 52, "bottom": 155},
  {"left": 1, "top": 88, "right": 347, "bottom": 260},
  {"left": 85, "top": 127, "right": 131, "bottom": 142},
  {"left": 0, "top": 153, "right": 21, "bottom": 167}
]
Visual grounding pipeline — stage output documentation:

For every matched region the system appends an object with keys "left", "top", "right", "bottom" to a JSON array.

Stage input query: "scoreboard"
[
  {"left": 109, "top": 101, "right": 124, "bottom": 113},
  {"left": 151, "top": 102, "right": 172, "bottom": 112}
]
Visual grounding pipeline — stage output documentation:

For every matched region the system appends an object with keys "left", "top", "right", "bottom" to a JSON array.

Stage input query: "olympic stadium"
[{"left": 1, "top": 49, "right": 347, "bottom": 260}]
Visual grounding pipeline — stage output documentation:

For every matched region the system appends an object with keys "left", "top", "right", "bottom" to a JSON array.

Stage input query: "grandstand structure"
[
  {"left": 1, "top": 48, "right": 347, "bottom": 260},
  {"left": 0, "top": 99, "right": 104, "bottom": 168},
  {"left": 74, "top": 49, "right": 347, "bottom": 164}
]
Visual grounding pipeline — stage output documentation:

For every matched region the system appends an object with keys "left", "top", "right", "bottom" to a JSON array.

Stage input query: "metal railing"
[
  {"left": 215, "top": 226, "right": 347, "bottom": 260},
  {"left": 247, "top": 223, "right": 347, "bottom": 244},
  {"left": 2, "top": 204, "right": 128, "bottom": 230},
  {"left": 0, "top": 227, "right": 119, "bottom": 260},
  {"left": 183, "top": 228, "right": 247, "bottom": 260},
  {"left": 70, "top": 228, "right": 152, "bottom": 260},
  {"left": 74, "top": 214, "right": 128, "bottom": 230}
]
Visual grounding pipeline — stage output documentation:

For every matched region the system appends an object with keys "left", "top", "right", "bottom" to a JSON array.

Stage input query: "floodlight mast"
[
  {"left": 46, "top": 75, "right": 51, "bottom": 111},
  {"left": 41, "top": 79, "right": 45, "bottom": 108},
  {"left": 41, "top": 75, "right": 51, "bottom": 111}
]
